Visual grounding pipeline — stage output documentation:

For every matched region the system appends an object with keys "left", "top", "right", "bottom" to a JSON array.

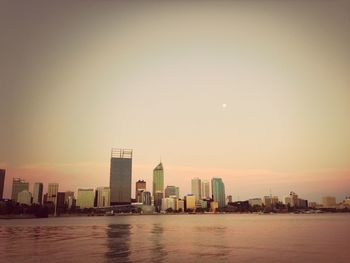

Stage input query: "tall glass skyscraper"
[
  {"left": 11, "top": 178, "right": 29, "bottom": 202},
  {"left": 211, "top": 177, "right": 226, "bottom": 208},
  {"left": 153, "top": 162, "right": 164, "bottom": 210},
  {"left": 191, "top": 177, "right": 202, "bottom": 202},
  {"left": 33, "top": 182, "right": 43, "bottom": 204},
  {"left": 110, "top": 148, "right": 132, "bottom": 205}
]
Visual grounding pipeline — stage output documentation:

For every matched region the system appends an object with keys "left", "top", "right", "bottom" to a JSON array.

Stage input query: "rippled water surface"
[{"left": 1, "top": 214, "right": 350, "bottom": 262}]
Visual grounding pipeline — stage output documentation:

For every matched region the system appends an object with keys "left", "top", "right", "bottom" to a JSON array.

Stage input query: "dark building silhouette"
[
  {"left": 0, "top": 169, "right": 5, "bottom": 200},
  {"left": 110, "top": 149, "right": 132, "bottom": 205}
]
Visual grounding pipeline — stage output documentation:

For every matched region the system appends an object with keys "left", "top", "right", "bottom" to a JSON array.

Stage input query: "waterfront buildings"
[
  {"left": 135, "top": 180, "right": 146, "bottom": 202},
  {"left": 57, "top": 192, "right": 66, "bottom": 211},
  {"left": 201, "top": 180, "right": 210, "bottom": 199},
  {"left": 322, "top": 196, "right": 336, "bottom": 208},
  {"left": 191, "top": 177, "right": 202, "bottom": 202},
  {"left": 110, "top": 148, "right": 132, "bottom": 205},
  {"left": 96, "top": 187, "right": 110, "bottom": 207},
  {"left": 249, "top": 198, "right": 263, "bottom": 207},
  {"left": 178, "top": 199, "right": 185, "bottom": 211},
  {"left": 211, "top": 177, "right": 226, "bottom": 208},
  {"left": 161, "top": 197, "right": 176, "bottom": 211},
  {"left": 165, "top": 185, "right": 177, "bottom": 198},
  {"left": 33, "top": 182, "right": 43, "bottom": 204},
  {"left": 175, "top": 187, "right": 180, "bottom": 199},
  {"left": 141, "top": 191, "right": 152, "bottom": 205},
  {"left": 17, "top": 190, "right": 32, "bottom": 205},
  {"left": 0, "top": 169, "right": 5, "bottom": 199},
  {"left": 289, "top": 191, "right": 299, "bottom": 207},
  {"left": 47, "top": 183, "right": 59, "bottom": 205},
  {"left": 11, "top": 178, "right": 29, "bottom": 202},
  {"left": 185, "top": 194, "right": 196, "bottom": 210},
  {"left": 77, "top": 188, "right": 95, "bottom": 209},
  {"left": 153, "top": 162, "right": 164, "bottom": 197}
]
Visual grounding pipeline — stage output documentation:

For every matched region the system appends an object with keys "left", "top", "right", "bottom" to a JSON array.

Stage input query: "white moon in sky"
[{"left": 222, "top": 103, "right": 227, "bottom": 108}]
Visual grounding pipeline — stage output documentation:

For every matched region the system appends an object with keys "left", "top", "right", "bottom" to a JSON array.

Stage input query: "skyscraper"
[
  {"left": 17, "top": 190, "right": 32, "bottom": 206},
  {"left": 153, "top": 162, "right": 164, "bottom": 208},
  {"left": 191, "top": 177, "right": 202, "bottom": 202},
  {"left": 33, "top": 182, "right": 43, "bottom": 204},
  {"left": 141, "top": 191, "right": 152, "bottom": 205},
  {"left": 11, "top": 178, "right": 29, "bottom": 202},
  {"left": 201, "top": 180, "right": 210, "bottom": 199},
  {"left": 211, "top": 177, "right": 226, "bottom": 208},
  {"left": 96, "top": 187, "right": 110, "bottom": 207},
  {"left": 0, "top": 169, "right": 5, "bottom": 200},
  {"left": 135, "top": 180, "right": 146, "bottom": 202},
  {"left": 110, "top": 148, "right": 133, "bottom": 205},
  {"left": 47, "top": 183, "right": 59, "bottom": 205}
]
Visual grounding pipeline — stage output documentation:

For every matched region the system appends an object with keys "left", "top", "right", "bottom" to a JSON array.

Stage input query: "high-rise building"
[
  {"left": 77, "top": 188, "right": 95, "bottom": 209},
  {"left": 165, "top": 185, "right": 177, "bottom": 198},
  {"left": 178, "top": 199, "right": 185, "bottom": 212},
  {"left": 175, "top": 187, "right": 180, "bottom": 199},
  {"left": 96, "top": 187, "right": 110, "bottom": 207},
  {"left": 33, "top": 182, "right": 43, "bottom": 204},
  {"left": 47, "top": 183, "right": 59, "bottom": 205},
  {"left": 153, "top": 162, "right": 164, "bottom": 197},
  {"left": 11, "top": 178, "right": 29, "bottom": 202},
  {"left": 289, "top": 191, "right": 298, "bottom": 207},
  {"left": 135, "top": 180, "right": 146, "bottom": 202},
  {"left": 141, "top": 191, "right": 152, "bottom": 205},
  {"left": 17, "top": 190, "right": 32, "bottom": 205},
  {"left": 263, "top": 196, "right": 272, "bottom": 207},
  {"left": 64, "top": 191, "right": 75, "bottom": 205},
  {"left": 161, "top": 197, "right": 176, "bottom": 211},
  {"left": 201, "top": 180, "right": 210, "bottom": 199},
  {"left": 322, "top": 196, "right": 336, "bottom": 208},
  {"left": 0, "top": 169, "right": 5, "bottom": 200},
  {"left": 211, "top": 177, "right": 226, "bottom": 208},
  {"left": 57, "top": 192, "right": 66, "bottom": 211},
  {"left": 191, "top": 177, "right": 202, "bottom": 202},
  {"left": 227, "top": 195, "right": 233, "bottom": 203},
  {"left": 110, "top": 148, "right": 132, "bottom": 205}
]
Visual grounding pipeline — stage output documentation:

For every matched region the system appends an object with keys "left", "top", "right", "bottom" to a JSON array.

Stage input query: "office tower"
[
  {"left": 11, "top": 178, "right": 29, "bottom": 202},
  {"left": 154, "top": 192, "right": 163, "bottom": 212},
  {"left": 0, "top": 169, "right": 5, "bottom": 199},
  {"left": 175, "top": 187, "right": 180, "bottom": 199},
  {"left": 77, "top": 188, "right": 95, "bottom": 209},
  {"left": 96, "top": 187, "right": 110, "bottom": 207},
  {"left": 165, "top": 185, "right": 176, "bottom": 198},
  {"left": 185, "top": 194, "right": 196, "bottom": 210},
  {"left": 201, "top": 180, "right": 210, "bottom": 199},
  {"left": 191, "top": 177, "right": 202, "bottom": 202},
  {"left": 263, "top": 196, "right": 272, "bottom": 207},
  {"left": 110, "top": 148, "right": 132, "bottom": 205},
  {"left": 322, "top": 196, "right": 336, "bottom": 208},
  {"left": 297, "top": 198, "right": 308, "bottom": 208},
  {"left": 153, "top": 162, "right": 164, "bottom": 197},
  {"left": 135, "top": 180, "right": 146, "bottom": 202},
  {"left": 211, "top": 177, "right": 226, "bottom": 208},
  {"left": 17, "top": 190, "right": 32, "bottom": 205},
  {"left": 33, "top": 182, "right": 43, "bottom": 204},
  {"left": 227, "top": 195, "right": 233, "bottom": 203},
  {"left": 48, "top": 183, "right": 59, "bottom": 205},
  {"left": 141, "top": 191, "right": 152, "bottom": 205}
]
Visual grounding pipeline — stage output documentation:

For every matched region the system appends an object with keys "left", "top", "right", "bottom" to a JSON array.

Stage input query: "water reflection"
[
  {"left": 105, "top": 224, "right": 132, "bottom": 262},
  {"left": 150, "top": 224, "right": 167, "bottom": 262}
]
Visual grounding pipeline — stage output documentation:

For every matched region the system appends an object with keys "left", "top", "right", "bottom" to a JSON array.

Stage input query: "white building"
[
  {"left": 161, "top": 197, "right": 176, "bottom": 211},
  {"left": 76, "top": 188, "right": 95, "bottom": 209},
  {"left": 18, "top": 190, "right": 32, "bottom": 206},
  {"left": 96, "top": 187, "right": 110, "bottom": 207}
]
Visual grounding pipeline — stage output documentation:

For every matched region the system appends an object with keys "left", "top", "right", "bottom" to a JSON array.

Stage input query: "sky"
[{"left": 1, "top": 1, "right": 349, "bottom": 203}]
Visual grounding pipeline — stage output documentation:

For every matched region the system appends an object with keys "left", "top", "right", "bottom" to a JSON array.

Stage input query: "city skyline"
[{"left": 1, "top": 1, "right": 350, "bottom": 203}]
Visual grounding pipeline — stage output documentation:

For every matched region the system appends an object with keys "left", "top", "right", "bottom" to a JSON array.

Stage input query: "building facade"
[
  {"left": 11, "top": 178, "right": 29, "bottom": 202},
  {"left": 17, "top": 190, "right": 32, "bottom": 205},
  {"left": 201, "top": 180, "right": 210, "bottom": 199},
  {"left": 33, "top": 182, "right": 43, "bottom": 204},
  {"left": 110, "top": 148, "right": 132, "bottom": 205},
  {"left": 47, "top": 183, "right": 59, "bottom": 205},
  {"left": 165, "top": 185, "right": 177, "bottom": 198},
  {"left": 76, "top": 188, "right": 95, "bottom": 209},
  {"left": 141, "top": 191, "right": 152, "bottom": 205},
  {"left": 96, "top": 187, "right": 110, "bottom": 207},
  {"left": 0, "top": 169, "right": 5, "bottom": 200},
  {"left": 191, "top": 177, "right": 202, "bottom": 202},
  {"left": 211, "top": 177, "right": 226, "bottom": 208},
  {"left": 135, "top": 180, "right": 146, "bottom": 202}
]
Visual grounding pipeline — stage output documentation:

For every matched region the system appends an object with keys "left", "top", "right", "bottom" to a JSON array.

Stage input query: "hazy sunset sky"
[{"left": 1, "top": 1, "right": 349, "bottom": 202}]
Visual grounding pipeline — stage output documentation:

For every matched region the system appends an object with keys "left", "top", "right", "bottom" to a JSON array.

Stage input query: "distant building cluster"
[{"left": 0, "top": 149, "right": 350, "bottom": 216}]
